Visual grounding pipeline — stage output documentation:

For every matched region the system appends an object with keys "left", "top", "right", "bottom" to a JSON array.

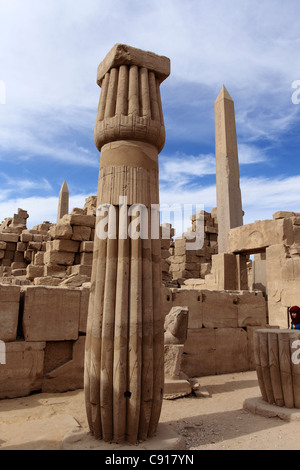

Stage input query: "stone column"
[
  {"left": 84, "top": 44, "right": 170, "bottom": 444},
  {"left": 215, "top": 85, "right": 243, "bottom": 253},
  {"left": 57, "top": 180, "right": 69, "bottom": 223}
]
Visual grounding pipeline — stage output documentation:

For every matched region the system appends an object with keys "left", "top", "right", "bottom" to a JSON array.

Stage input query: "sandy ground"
[{"left": 0, "top": 370, "right": 299, "bottom": 451}]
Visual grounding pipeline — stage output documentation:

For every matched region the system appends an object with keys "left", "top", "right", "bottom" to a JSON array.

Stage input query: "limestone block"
[
  {"left": 20, "top": 232, "right": 33, "bottom": 242},
  {"left": 210, "top": 253, "right": 237, "bottom": 290},
  {"left": 273, "top": 211, "right": 298, "bottom": 219},
  {"left": 0, "top": 285, "right": 21, "bottom": 341},
  {"left": 168, "top": 288, "right": 203, "bottom": 328},
  {"left": 11, "top": 261, "right": 27, "bottom": 270},
  {"left": 14, "top": 251, "right": 25, "bottom": 262},
  {"left": 0, "top": 341, "right": 45, "bottom": 398},
  {"left": 49, "top": 239, "right": 80, "bottom": 253},
  {"left": 34, "top": 251, "right": 44, "bottom": 265},
  {"left": 0, "top": 241, "right": 7, "bottom": 250},
  {"left": 12, "top": 268, "right": 27, "bottom": 277},
  {"left": 0, "top": 233, "right": 19, "bottom": 243},
  {"left": 71, "top": 264, "right": 92, "bottom": 278},
  {"left": 33, "top": 276, "right": 62, "bottom": 286},
  {"left": 0, "top": 250, "right": 5, "bottom": 259},
  {"left": 71, "top": 225, "right": 91, "bottom": 241},
  {"left": 4, "top": 250, "right": 15, "bottom": 261},
  {"left": 80, "top": 252, "right": 93, "bottom": 265},
  {"left": 80, "top": 241, "right": 94, "bottom": 252},
  {"left": 44, "top": 250, "right": 75, "bottom": 266},
  {"left": 62, "top": 214, "right": 95, "bottom": 228},
  {"left": 215, "top": 328, "right": 248, "bottom": 374},
  {"left": 44, "top": 264, "right": 67, "bottom": 278},
  {"left": 164, "top": 344, "right": 184, "bottom": 378},
  {"left": 237, "top": 292, "right": 267, "bottom": 327},
  {"left": 227, "top": 219, "right": 294, "bottom": 254},
  {"left": 163, "top": 378, "right": 192, "bottom": 399},
  {"left": 202, "top": 290, "right": 238, "bottom": 328},
  {"left": 49, "top": 223, "right": 73, "bottom": 240},
  {"left": 79, "top": 287, "right": 90, "bottom": 333},
  {"left": 181, "top": 328, "right": 216, "bottom": 377},
  {"left": 26, "top": 264, "right": 45, "bottom": 280},
  {"left": 293, "top": 226, "right": 300, "bottom": 244},
  {"left": 42, "top": 336, "right": 85, "bottom": 392},
  {"left": 24, "top": 250, "right": 34, "bottom": 263},
  {"left": 22, "top": 286, "right": 80, "bottom": 341}
]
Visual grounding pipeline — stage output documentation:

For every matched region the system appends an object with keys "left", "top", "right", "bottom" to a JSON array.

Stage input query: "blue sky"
[{"left": 0, "top": 0, "right": 299, "bottom": 234}]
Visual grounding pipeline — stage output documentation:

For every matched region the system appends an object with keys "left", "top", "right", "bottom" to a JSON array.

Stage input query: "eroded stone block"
[
  {"left": 22, "top": 286, "right": 80, "bottom": 341},
  {"left": 0, "top": 341, "right": 45, "bottom": 398}
]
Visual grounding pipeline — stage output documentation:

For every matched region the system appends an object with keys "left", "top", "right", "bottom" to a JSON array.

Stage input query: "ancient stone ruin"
[{"left": 1, "top": 44, "right": 300, "bottom": 448}]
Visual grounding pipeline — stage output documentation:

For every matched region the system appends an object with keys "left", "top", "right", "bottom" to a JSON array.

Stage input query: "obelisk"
[
  {"left": 57, "top": 180, "right": 69, "bottom": 222},
  {"left": 84, "top": 44, "right": 170, "bottom": 444},
  {"left": 215, "top": 85, "right": 243, "bottom": 253}
]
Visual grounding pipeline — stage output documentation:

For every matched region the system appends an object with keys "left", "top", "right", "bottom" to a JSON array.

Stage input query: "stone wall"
[
  {"left": 168, "top": 210, "right": 218, "bottom": 283},
  {"left": 0, "top": 280, "right": 270, "bottom": 399},
  {"left": 0, "top": 283, "right": 88, "bottom": 398},
  {"left": 161, "top": 286, "right": 270, "bottom": 377}
]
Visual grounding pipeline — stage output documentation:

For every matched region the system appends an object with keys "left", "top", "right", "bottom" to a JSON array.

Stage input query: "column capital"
[{"left": 94, "top": 44, "right": 170, "bottom": 153}]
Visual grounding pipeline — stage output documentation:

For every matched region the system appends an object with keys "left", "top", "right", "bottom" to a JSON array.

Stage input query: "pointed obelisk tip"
[
  {"left": 215, "top": 85, "right": 233, "bottom": 103},
  {"left": 60, "top": 180, "right": 69, "bottom": 193}
]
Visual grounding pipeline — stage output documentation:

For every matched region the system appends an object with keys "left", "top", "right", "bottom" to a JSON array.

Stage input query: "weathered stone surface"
[
  {"left": 71, "top": 225, "right": 91, "bottom": 241},
  {"left": 80, "top": 241, "right": 94, "bottom": 252},
  {"left": 182, "top": 328, "right": 216, "bottom": 377},
  {"left": 44, "top": 250, "right": 75, "bottom": 266},
  {"left": 215, "top": 328, "right": 248, "bottom": 374},
  {"left": 57, "top": 181, "right": 69, "bottom": 223},
  {"left": 26, "top": 264, "right": 44, "bottom": 280},
  {"left": 164, "top": 306, "right": 189, "bottom": 344},
  {"left": 0, "top": 285, "right": 20, "bottom": 341},
  {"left": 202, "top": 290, "right": 238, "bottom": 328},
  {"left": 164, "top": 344, "right": 185, "bottom": 378},
  {"left": 237, "top": 291, "right": 267, "bottom": 327},
  {"left": 71, "top": 264, "right": 92, "bottom": 278},
  {"left": 49, "top": 223, "right": 73, "bottom": 240},
  {"left": 215, "top": 86, "right": 243, "bottom": 253},
  {"left": 42, "top": 336, "right": 85, "bottom": 393},
  {"left": 49, "top": 239, "right": 80, "bottom": 253},
  {"left": 22, "top": 286, "right": 80, "bottom": 341},
  {"left": 96, "top": 43, "right": 170, "bottom": 86},
  {"left": 79, "top": 287, "right": 89, "bottom": 333},
  {"left": 0, "top": 233, "right": 19, "bottom": 243},
  {"left": 0, "top": 341, "right": 45, "bottom": 398},
  {"left": 228, "top": 218, "right": 294, "bottom": 254},
  {"left": 62, "top": 214, "right": 95, "bottom": 228}
]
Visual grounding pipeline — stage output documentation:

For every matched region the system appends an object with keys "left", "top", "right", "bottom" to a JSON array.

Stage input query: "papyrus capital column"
[
  {"left": 85, "top": 44, "right": 170, "bottom": 445},
  {"left": 94, "top": 43, "right": 170, "bottom": 153}
]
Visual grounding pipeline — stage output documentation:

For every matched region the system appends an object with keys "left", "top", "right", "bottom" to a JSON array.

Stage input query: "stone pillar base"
[
  {"left": 61, "top": 424, "right": 185, "bottom": 450},
  {"left": 243, "top": 396, "right": 300, "bottom": 421}
]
